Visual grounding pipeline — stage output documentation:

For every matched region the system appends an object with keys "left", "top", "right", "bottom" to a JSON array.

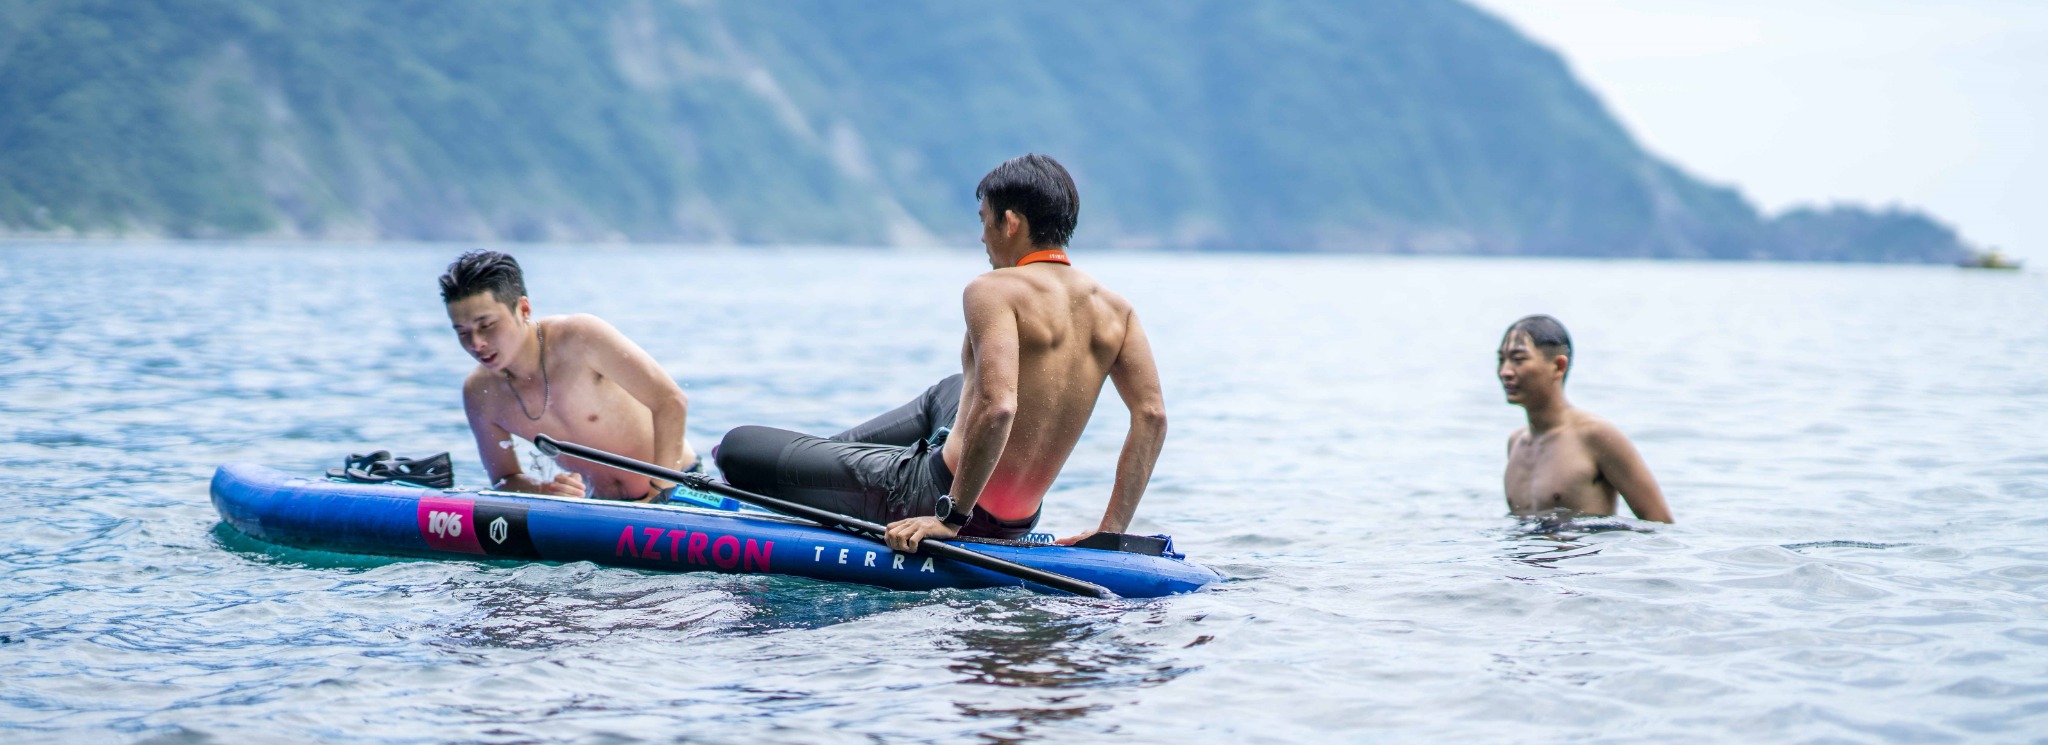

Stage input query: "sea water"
[{"left": 1, "top": 243, "right": 2044, "bottom": 743}]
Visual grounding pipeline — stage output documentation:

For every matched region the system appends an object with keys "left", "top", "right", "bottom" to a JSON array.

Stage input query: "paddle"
[{"left": 532, "top": 434, "right": 1117, "bottom": 599}]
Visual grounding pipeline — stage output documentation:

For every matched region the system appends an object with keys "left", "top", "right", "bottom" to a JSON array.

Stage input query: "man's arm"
[
  {"left": 885, "top": 277, "right": 1018, "bottom": 553},
  {"left": 565, "top": 315, "right": 690, "bottom": 499},
  {"left": 1588, "top": 423, "right": 1673, "bottom": 523},
  {"left": 944, "top": 278, "right": 1021, "bottom": 514},
  {"left": 465, "top": 378, "right": 584, "bottom": 497},
  {"left": 1058, "top": 308, "right": 1166, "bottom": 544}
]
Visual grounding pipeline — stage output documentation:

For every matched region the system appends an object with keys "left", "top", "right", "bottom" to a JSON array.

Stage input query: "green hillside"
[{"left": 0, "top": 0, "right": 1973, "bottom": 261}]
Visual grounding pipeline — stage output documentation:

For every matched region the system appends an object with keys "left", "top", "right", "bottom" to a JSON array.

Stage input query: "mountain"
[{"left": 0, "top": 0, "right": 1974, "bottom": 262}]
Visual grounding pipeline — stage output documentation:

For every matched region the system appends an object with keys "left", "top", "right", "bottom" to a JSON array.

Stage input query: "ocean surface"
[{"left": 2, "top": 243, "right": 2045, "bottom": 743}]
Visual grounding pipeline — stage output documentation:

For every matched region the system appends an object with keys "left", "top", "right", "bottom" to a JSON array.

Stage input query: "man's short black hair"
[
  {"left": 975, "top": 153, "right": 1080, "bottom": 248},
  {"left": 439, "top": 250, "right": 527, "bottom": 309},
  {"left": 1503, "top": 315, "right": 1574, "bottom": 380}
]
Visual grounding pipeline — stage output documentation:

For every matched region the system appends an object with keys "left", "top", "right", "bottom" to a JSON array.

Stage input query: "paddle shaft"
[{"left": 532, "top": 434, "right": 1115, "bottom": 599}]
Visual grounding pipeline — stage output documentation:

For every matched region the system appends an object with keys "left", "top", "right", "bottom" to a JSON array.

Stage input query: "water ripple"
[{"left": 2, "top": 245, "right": 2045, "bottom": 742}]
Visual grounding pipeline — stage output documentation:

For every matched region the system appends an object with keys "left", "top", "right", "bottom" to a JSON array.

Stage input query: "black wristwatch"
[{"left": 935, "top": 495, "right": 973, "bottom": 528}]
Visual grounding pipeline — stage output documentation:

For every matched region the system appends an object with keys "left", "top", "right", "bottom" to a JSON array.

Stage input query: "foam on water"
[{"left": 2, "top": 243, "right": 2045, "bottom": 742}]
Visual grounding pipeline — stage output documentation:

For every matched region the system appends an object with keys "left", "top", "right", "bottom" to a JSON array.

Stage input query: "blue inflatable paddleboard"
[{"left": 210, "top": 464, "right": 1220, "bottom": 598}]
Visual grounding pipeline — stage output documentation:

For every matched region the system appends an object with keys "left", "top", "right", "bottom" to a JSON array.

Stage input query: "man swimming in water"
[
  {"left": 1498, "top": 315, "right": 1674, "bottom": 522},
  {"left": 440, "top": 250, "right": 700, "bottom": 501},
  {"left": 715, "top": 154, "right": 1169, "bottom": 551}
]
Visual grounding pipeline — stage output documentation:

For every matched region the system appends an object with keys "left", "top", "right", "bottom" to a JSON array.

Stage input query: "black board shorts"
[{"left": 714, "top": 374, "right": 1040, "bottom": 540}]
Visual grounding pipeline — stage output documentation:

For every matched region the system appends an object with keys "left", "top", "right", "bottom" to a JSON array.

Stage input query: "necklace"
[
  {"left": 1016, "top": 249, "right": 1070, "bottom": 267},
  {"left": 509, "top": 326, "right": 551, "bottom": 421}
]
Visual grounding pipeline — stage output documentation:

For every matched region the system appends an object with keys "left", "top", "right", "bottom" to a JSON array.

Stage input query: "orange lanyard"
[{"left": 1016, "top": 249, "right": 1070, "bottom": 267}]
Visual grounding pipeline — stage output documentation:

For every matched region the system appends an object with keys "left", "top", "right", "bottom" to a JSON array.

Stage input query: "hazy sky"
[{"left": 1471, "top": 0, "right": 2046, "bottom": 262}]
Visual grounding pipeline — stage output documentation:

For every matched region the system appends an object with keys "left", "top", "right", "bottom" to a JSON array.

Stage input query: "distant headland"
[{"left": 0, "top": 0, "right": 1975, "bottom": 263}]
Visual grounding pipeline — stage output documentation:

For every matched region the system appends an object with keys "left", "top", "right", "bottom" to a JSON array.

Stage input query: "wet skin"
[
  {"left": 883, "top": 200, "right": 1169, "bottom": 553},
  {"left": 1498, "top": 331, "right": 1673, "bottom": 523},
  {"left": 448, "top": 294, "right": 696, "bottom": 501}
]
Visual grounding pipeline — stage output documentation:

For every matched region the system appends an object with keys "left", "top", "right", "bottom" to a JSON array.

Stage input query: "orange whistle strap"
[{"left": 1016, "top": 249, "right": 1070, "bottom": 267}]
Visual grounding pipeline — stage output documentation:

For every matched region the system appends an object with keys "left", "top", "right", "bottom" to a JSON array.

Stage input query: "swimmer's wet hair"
[
  {"left": 439, "top": 250, "right": 527, "bottom": 309},
  {"left": 976, "top": 153, "right": 1080, "bottom": 248},
  {"left": 1504, "top": 315, "right": 1574, "bottom": 381}
]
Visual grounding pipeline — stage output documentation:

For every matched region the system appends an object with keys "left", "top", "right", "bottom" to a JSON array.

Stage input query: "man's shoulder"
[
  {"left": 965, "top": 268, "right": 1036, "bottom": 295},
  {"left": 462, "top": 365, "right": 494, "bottom": 392},
  {"left": 1087, "top": 276, "right": 1133, "bottom": 313},
  {"left": 460, "top": 367, "right": 500, "bottom": 413},
  {"left": 967, "top": 262, "right": 1126, "bottom": 307},
  {"left": 1569, "top": 411, "right": 1634, "bottom": 450},
  {"left": 541, "top": 313, "right": 611, "bottom": 340},
  {"left": 538, "top": 314, "right": 626, "bottom": 355},
  {"left": 961, "top": 271, "right": 1038, "bottom": 317}
]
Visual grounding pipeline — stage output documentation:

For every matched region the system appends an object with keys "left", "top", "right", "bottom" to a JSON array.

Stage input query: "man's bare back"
[
  {"left": 705, "top": 156, "right": 1167, "bottom": 552},
  {"left": 882, "top": 154, "right": 1167, "bottom": 552},
  {"left": 940, "top": 260, "right": 1142, "bottom": 520},
  {"left": 1497, "top": 316, "right": 1672, "bottom": 522}
]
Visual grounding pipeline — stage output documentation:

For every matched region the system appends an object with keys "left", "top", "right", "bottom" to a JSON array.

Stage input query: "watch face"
[{"left": 936, "top": 496, "right": 953, "bottom": 520}]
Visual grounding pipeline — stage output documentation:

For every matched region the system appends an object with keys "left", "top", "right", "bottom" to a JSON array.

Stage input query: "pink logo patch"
[{"left": 418, "top": 497, "right": 484, "bottom": 554}]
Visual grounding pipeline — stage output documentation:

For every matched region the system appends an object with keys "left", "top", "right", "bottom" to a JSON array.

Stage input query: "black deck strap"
[
  {"left": 951, "top": 535, "right": 1052, "bottom": 548},
  {"left": 1073, "top": 532, "right": 1170, "bottom": 556}
]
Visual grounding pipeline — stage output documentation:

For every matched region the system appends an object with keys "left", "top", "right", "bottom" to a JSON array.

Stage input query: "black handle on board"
[{"left": 532, "top": 433, "right": 1116, "bottom": 599}]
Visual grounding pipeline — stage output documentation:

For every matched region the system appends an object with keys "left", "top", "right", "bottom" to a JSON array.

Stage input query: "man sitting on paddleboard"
[
  {"left": 1498, "top": 315, "right": 1673, "bottom": 522},
  {"left": 440, "top": 250, "right": 701, "bottom": 501},
  {"left": 715, "top": 154, "right": 1169, "bottom": 551}
]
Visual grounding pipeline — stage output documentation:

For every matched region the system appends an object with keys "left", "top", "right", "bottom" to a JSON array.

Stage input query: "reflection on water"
[
  {"left": 729, "top": 584, "right": 943, "bottom": 632},
  {"left": 1503, "top": 537, "right": 1604, "bottom": 567},
  {"left": 4, "top": 244, "right": 2047, "bottom": 742},
  {"left": 949, "top": 603, "right": 1191, "bottom": 690},
  {"left": 443, "top": 572, "right": 970, "bottom": 649},
  {"left": 209, "top": 522, "right": 421, "bottom": 571},
  {"left": 1511, "top": 512, "right": 1650, "bottom": 538},
  {"left": 958, "top": 698, "right": 1105, "bottom": 745},
  {"left": 1781, "top": 540, "right": 1916, "bottom": 552},
  {"left": 1496, "top": 513, "right": 1655, "bottom": 566},
  {"left": 947, "top": 601, "right": 1194, "bottom": 742}
]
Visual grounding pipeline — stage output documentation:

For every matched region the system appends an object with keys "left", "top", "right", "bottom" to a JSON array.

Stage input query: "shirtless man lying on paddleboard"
[
  {"left": 716, "top": 154, "right": 1169, "bottom": 551},
  {"left": 1498, "top": 315, "right": 1673, "bottom": 522},
  {"left": 440, "top": 250, "right": 701, "bottom": 501}
]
